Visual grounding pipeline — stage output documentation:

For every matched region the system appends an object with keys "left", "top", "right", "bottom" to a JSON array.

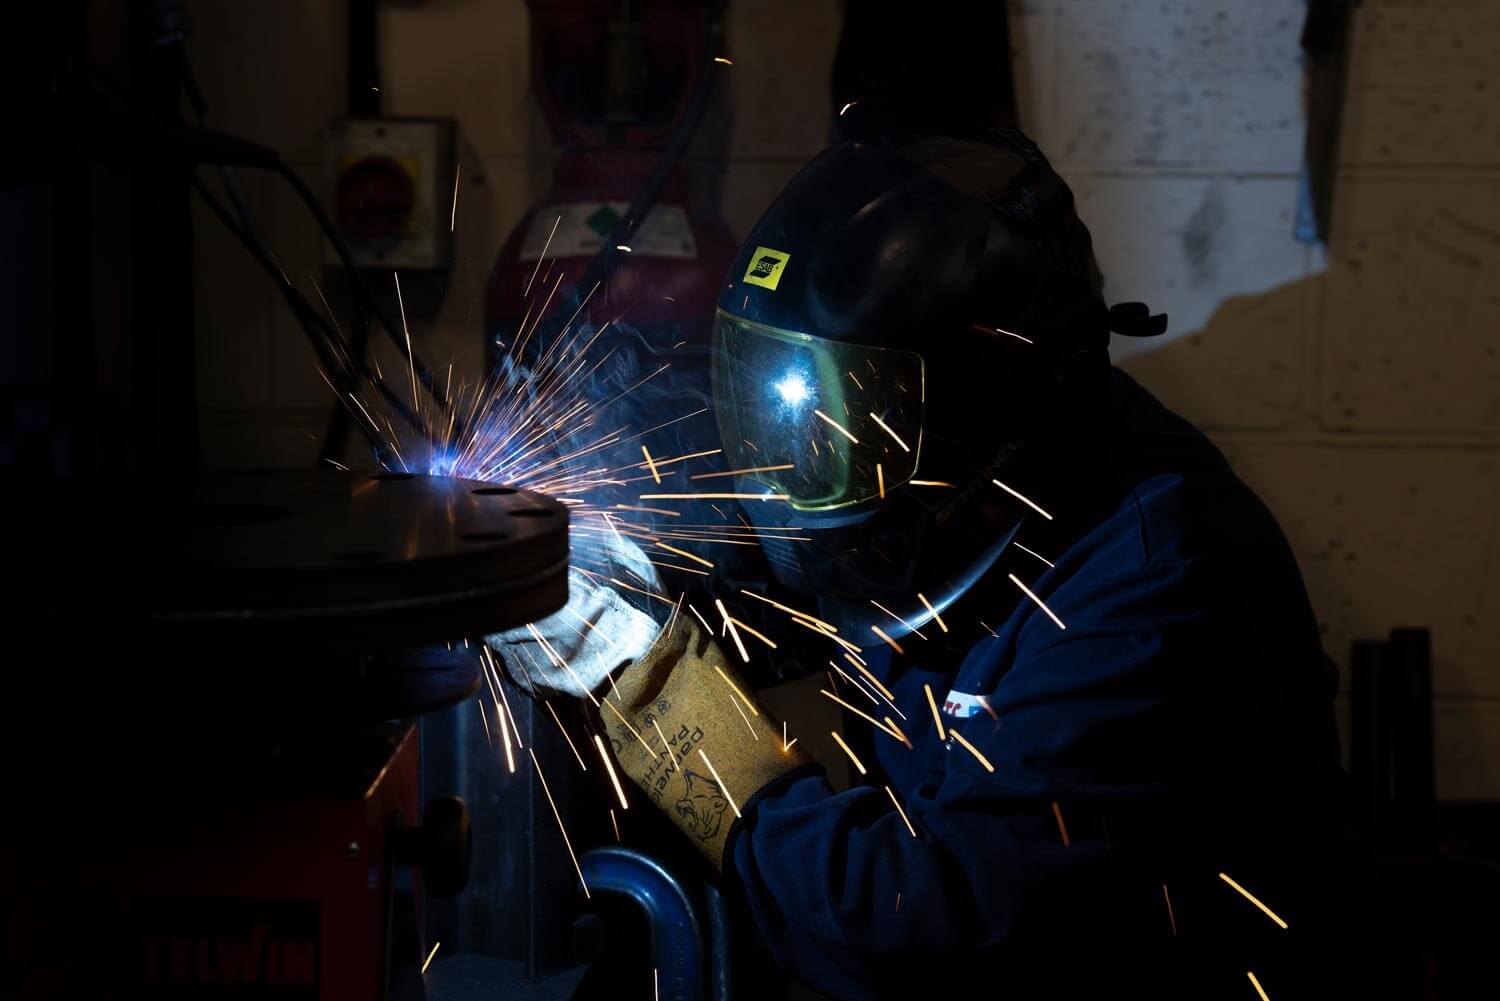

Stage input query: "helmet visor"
[{"left": 711, "top": 309, "right": 924, "bottom": 511}]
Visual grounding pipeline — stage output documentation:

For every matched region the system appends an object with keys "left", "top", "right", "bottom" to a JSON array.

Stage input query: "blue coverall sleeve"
[{"left": 725, "top": 554, "right": 1277, "bottom": 998}]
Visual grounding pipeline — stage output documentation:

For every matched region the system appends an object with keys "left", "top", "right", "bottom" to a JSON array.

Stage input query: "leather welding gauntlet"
[{"left": 601, "top": 612, "right": 810, "bottom": 868}]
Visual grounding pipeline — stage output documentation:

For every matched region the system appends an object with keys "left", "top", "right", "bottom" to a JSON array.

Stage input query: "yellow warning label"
[{"left": 742, "top": 246, "right": 790, "bottom": 290}]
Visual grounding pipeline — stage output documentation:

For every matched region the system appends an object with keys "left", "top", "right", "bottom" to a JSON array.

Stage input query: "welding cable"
[
  {"left": 74, "top": 57, "right": 455, "bottom": 445},
  {"left": 271, "top": 161, "right": 458, "bottom": 421},
  {"left": 187, "top": 174, "right": 422, "bottom": 446}
]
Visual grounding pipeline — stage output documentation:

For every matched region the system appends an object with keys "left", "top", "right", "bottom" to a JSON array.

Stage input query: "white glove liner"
[{"left": 486, "top": 532, "right": 663, "bottom": 699}]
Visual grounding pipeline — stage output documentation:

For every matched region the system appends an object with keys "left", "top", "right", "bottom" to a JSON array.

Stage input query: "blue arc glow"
[{"left": 773, "top": 372, "right": 811, "bottom": 407}]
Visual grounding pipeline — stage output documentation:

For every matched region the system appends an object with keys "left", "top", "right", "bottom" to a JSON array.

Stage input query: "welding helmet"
[{"left": 711, "top": 131, "right": 1164, "bottom": 632}]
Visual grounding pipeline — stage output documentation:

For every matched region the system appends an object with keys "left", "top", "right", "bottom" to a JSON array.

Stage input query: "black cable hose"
[
  {"left": 273, "top": 161, "right": 455, "bottom": 418},
  {"left": 81, "top": 55, "right": 450, "bottom": 455},
  {"left": 188, "top": 173, "right": 422, "bottom": 452}
]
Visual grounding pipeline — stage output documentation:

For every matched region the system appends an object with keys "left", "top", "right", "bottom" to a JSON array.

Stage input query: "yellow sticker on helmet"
[{"left": 742, "top": 246, "right": 790, "bottom": 290}]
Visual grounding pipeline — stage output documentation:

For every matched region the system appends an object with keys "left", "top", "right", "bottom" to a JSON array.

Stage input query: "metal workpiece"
[{"left": 7, "top": 470, "right": 569, "bottom": 662}]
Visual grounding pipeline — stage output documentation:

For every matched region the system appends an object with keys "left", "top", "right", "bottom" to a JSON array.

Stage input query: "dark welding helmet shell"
[{"left": 711, "top": 132, "right": 1110, "bottom": 514}]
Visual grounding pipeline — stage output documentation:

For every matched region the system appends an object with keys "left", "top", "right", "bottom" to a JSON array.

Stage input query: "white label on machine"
[{"left": 519, "top": 202, "right": 698, "bottom": 261}]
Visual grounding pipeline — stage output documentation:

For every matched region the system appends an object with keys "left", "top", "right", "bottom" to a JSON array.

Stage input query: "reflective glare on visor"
[{"left": 711, "top": 309, "right": 925, "bottom": 510}]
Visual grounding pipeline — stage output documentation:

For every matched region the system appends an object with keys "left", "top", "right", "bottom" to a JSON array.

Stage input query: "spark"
[
  {"left": 870, "top": 624, "right": 905, "bottom": 655},
  {"left": 650, "top": 560, "right": 708, "bottom": 576},
  {"left": 656, "top": 542, "right": 713, "bottom": 568},
  {"left": 868, "top": 412, "right": 911, "bottom": 452},
  {"left": 610, "top": 808, "right": 622, "bottom": 842},
  {"left": 489, "top": 652, "right": 524, "bottom": 749},
  {"left": 917, "top": 592, "right": 948, "bottom": 632},
  {"left": 783, "top": 721, "right": 798, "bottom": 752},
  {"left": 1015, "top": 542, "right": 1054, "bottom": 567},
  {"left": 877, "top": 463, "right": 885, "bottom": 499},
  {"left": 688, "top": 603, "right": 713, "bottom": 636},
  {"left": 818, "top": 689, "right": 905, "bottom": 743},
  {"left": 545, "top": 701, "right": 587, "bottom": 770},
  {"left": 594, "top": 734, "right": 629, "bottom": 810},
  {"left": 716, "top": 598, "right": 752, "bottom": 664},
  {"left": 652, "top": 718, "right": 679, "bottom": 770},
  {"left": 949, "top": 728, "right": 995, "bottom": 772},
  {"left": 1051, "top": 801, "right": 1071, "bottom": 847},
  {"left": 814, "top": 408, "right": 859, "bottom": 444},
  {"left": 421, "top": 940, "right": 441, "bottom": 975},
  {"left": 450, "top": 162, "right": 461, "bottom": 231},
  {"left": 690, "top": 463, "right": 795, "bottom": 480},
  {"left": 714, "top": 55, "right": 733, "bottom": 65},
  {"left": 639, "top": 492, "right": 790, "bottom": 501},
  {"left": 528, "top": 622, "right": 604, "bottom": 704},
  {"left": 394, "top": 271, "right": 419, "bottom": 415},
  {"left": 697, "top": 749, "right": 740, "bottom": 818},
  {"left": 665, "top": 591, "right": 685, "bottom": 638},
  {"left": 616, "top": 244, "right": 632, "bottom": 252},
  {"left": 530, "top": 748, "right": 589, "bottom": 898},
  {"left": 1218, "top": 872, "right": 1289, "bottom": 929},
  {"left": 642, "top": 445, "right": 661, "bottom": 484},
  {"left": 839, "top": 100, "right": 858, "bottom": 115},
  {"left": 602, "top": 698, "right": 654, "bottom": 754},
  {"left": 909, "top": 480, "right": 956, "bottom": 488},
  {"left": 616, "top": 504, "right": 682, "bottom": 517},
  {"left": 885, "top": 785, "right": 918, "bottom": 838},
  {"left": 655, "top": 967, "right": 661, "bottom": 1001},
  {"left": 884, "top": 716, "right": 913, "bottom": 749},
  {"left": 923, "top": 684, "right": 947, "bottom": 741},
  {"left": 1008, "top": 574, "right": 1066, "bottom": 630},
  {"left": 730, "top": 618, "right": 777, "bottom": 649},
  {"left": 991, "top": 478, "right": 1053, "bottom": 520},
  {"left": 1248, "top": 972, "right": 1271, "bottom": 1001},
  {"left": 831, "top": 662, "right": 880, "bottom": 706},
  {"left": 714, "top": 664, "right": 760, "bottom": 716},
  {"left": 607, "top": 576, "right": 676, "bottom": 609},
  {"left": 846, "top": 654, "right": 895, "bottom": 701},
  {"left": 976, "top": 695, "right": 999, "bottom": 720},
  {"left": 740, "top": 589, "right": 841, "bottom": 633},
  {"left": 728, "top": 691, "right": 759, "bottom": 739},
  {"left": 636, "top": 446, "right": 721, "bottom": 468},
  {"left": 477, "top": 699, "right": 493, "bottom": 746},
  {"left": 872, "top": 600, "right": 927, "bottom": 639},
  {"left": 830, "top": 730, "right": 867, "bottom": 775},
  {"left": 895, "top": 891, "right": 901, "bottom": 912},
  {"left": 977, "top": 323, "right": 1034, "bottom": 344},
  {"left": 1162, "top": 883, "right": 1177, "bottom": 936},
  {"left": 495, "top": 692, "right": 516, "bottom": 773}
]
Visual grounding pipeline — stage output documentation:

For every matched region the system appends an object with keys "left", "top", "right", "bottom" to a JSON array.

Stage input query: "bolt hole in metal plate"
[{"left": 6, "top": 471, "right": 568, "bottom": 667}]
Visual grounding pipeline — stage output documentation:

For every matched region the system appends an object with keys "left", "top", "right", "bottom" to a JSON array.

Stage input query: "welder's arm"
[
  {"left": 600, "top": 613, "right": 812, "bottom": 866},
  {"left": 719, "top": 558, "right": 1296, "bottom": 999}
]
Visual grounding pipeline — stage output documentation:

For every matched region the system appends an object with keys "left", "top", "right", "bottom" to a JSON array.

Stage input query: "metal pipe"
[{"left": 578, "top": 847, "right": 705, "bottom": 1001}]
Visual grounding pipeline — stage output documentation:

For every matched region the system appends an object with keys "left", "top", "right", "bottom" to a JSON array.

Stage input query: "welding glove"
[
  {"left": 601, "top": 612, "right": 811, "bottom": 868},
  {"left": 486, "top": 530, "right": 662, "bottom": 700}
]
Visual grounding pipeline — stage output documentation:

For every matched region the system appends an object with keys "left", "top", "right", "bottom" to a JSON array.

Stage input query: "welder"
[{"left": 491, "top": 131, "right": 1410, "bottom": 999}]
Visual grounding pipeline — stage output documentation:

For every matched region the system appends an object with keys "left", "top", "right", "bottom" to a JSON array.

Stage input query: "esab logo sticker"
[{"left": 742, "top": 246, "right": 790, "bottom": 290}]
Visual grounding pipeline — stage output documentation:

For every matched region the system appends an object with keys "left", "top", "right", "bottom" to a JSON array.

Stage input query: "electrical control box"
[{"left": 324, "top": 117, "right": 456, "bottom": 270}]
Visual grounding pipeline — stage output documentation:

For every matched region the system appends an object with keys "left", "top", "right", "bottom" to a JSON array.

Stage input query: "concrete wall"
[{"left": 184, "top": 0, "right": 1500, "bottom": 798}]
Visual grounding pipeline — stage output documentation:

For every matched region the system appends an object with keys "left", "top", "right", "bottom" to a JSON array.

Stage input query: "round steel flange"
[{"left": 8, "top": 470, "right": 569, "bottom": 664}]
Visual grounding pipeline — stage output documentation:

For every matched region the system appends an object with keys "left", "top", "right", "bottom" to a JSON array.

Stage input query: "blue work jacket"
[{"left": 726, "top": 370, "right": 1407, "bottom": 1000}]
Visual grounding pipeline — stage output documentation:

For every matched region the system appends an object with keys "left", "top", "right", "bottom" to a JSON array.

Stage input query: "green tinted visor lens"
[{"left": 711, "top": 309, "right": 924, "bottom": 510}]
